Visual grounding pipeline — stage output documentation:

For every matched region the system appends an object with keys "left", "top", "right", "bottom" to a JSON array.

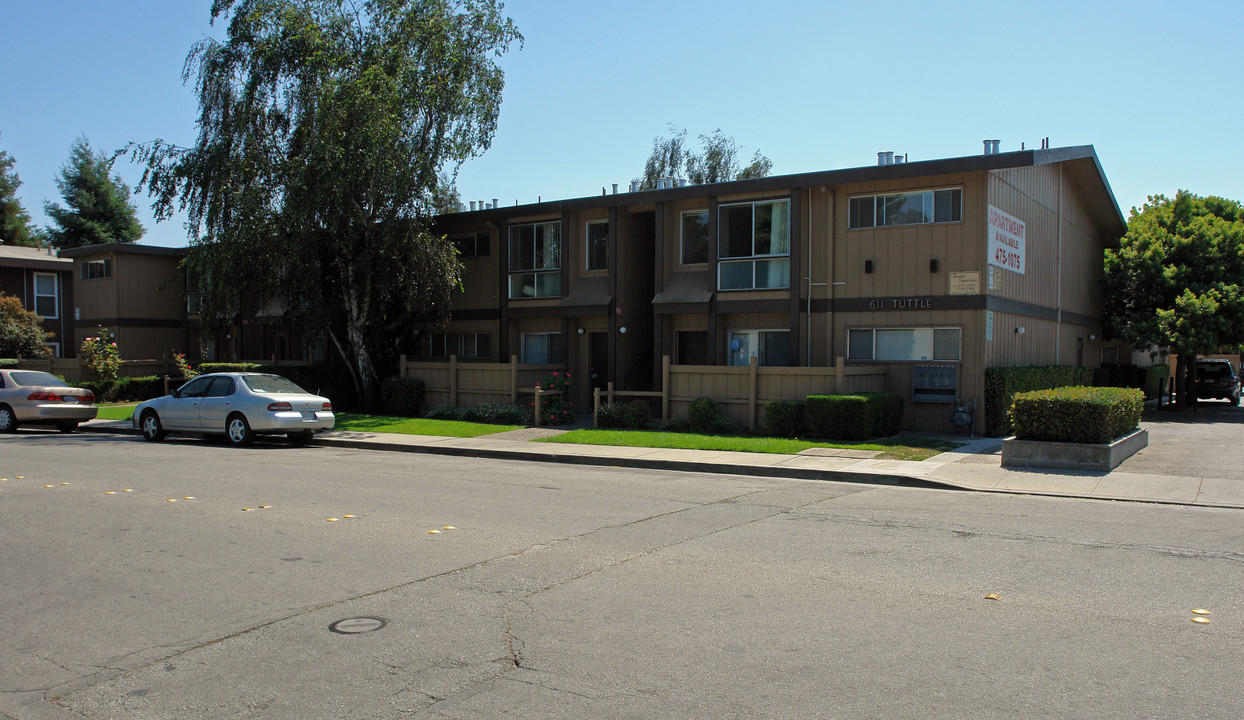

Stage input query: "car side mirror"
[{"left": 172, "top": 389, "right": 182, "bottom": 399}]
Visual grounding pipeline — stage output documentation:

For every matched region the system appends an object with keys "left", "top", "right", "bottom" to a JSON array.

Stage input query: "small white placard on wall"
[{"left": 985, "top": 310, "right": 994, "bottom": 342}]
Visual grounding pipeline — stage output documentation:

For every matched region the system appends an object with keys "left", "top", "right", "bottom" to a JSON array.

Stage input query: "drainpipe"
[
  {"left": 1055, "top": 167, "right": 1064, "bottom": 362},
  {"left": 807, "top": 187, "right": 830, "bottom": 365}
]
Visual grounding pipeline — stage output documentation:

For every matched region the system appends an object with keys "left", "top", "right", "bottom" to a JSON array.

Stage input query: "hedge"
[
  {"left": 764, "top": 400, "right": 804, "bottom": 438},
  {"left": 77, "top": 375, "right": 167, "bottom": 403},
  {"left": 805, "top": 392, "right": 903, "bottom": 441},
  {"left": 1094, "top": 363, "right": 1170, "bottom": 400},
  {"left": 381, "top": 376, "right": 425, "bottom": 417},
  {"left": 597, "top": 400, "right": 652, "bottom": 429},
  {"left": 984, "top": 366, "right": 1095, "bottom": 437},
  {"left": 1010, "top": 386, "right": 1143, "bottom": 444}
]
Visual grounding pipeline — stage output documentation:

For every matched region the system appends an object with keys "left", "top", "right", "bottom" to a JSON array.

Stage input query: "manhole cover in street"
[{"left": 329, "top": 617, "right": 388, "bottom": 634}]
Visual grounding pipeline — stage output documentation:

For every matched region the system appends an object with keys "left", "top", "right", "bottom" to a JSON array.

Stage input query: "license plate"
[
  {"left": 62, "top": 396, "right": 78, "bottom": 403},
  {"left": 301, "top": 411, "right": 316, "bottom": 421}
]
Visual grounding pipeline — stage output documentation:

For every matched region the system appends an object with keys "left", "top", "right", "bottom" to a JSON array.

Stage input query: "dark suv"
[{"left": 1196, "top": 359, "right": 1241, "bottom": 405}]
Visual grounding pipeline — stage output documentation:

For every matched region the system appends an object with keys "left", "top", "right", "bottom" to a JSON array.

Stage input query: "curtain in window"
[
  {"left": 760, "top": 331, "right": 790, "bottom": 366},
  {"left": 523, "top": 334, "right": 549, "bottom": 364},
  {"left": 764, "top": 201, "right": 790, "bottom": 255}
]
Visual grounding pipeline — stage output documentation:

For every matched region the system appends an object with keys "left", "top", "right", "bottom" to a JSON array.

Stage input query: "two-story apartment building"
[
  {"left": 430, "top": 143, "right": 1127, "bottom": 431},
  {"left": 0, "top": 243, "right": 75, "bottom": 357}
]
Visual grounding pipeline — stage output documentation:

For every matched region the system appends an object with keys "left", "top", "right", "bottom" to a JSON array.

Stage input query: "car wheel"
[
  {"left": 226, "top": 413, "right": 255, "bottom": 447},
  {"left": 0, "top": 404, "right": 17, "bottom": 433},
  {"left": 287, "top": 431, "right": 314, "bottom": 447},
  {"left": 140, "top": 410, "right": 166, "bottom": 442},
  {"left": 57, "top": 421, "right": 79, "bottom": 434}
]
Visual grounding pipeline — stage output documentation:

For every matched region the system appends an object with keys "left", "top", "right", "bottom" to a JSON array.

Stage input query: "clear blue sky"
[{"left": 3, "top": 1, "right": 1242, "bottom": 248}]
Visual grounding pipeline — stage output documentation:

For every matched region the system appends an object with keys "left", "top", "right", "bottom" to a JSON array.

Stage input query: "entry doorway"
[{"left": 589, "top": 332, "right": 608, "bottom": 392}]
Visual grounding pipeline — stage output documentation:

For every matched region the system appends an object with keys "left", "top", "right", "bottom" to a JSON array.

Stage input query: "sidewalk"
[{"left": 79, "top": 416, "right": 1244, "bottom": 509}]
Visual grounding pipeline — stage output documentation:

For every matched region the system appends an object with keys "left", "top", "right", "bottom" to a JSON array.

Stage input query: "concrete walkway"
[{"left": 79, "top": 407, "right": 1244, "bottom": 510}]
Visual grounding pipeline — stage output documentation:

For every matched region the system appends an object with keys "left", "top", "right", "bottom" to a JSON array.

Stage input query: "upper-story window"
[
  {"left": 508, "top": 221, "right": 561, "bottom": 299},
  {"left": 80, "top": 258, "right": 112, "bottom": 280},
  {"left": 718, "top": 199, "right": 790, "bottom": 291},
  {"left": 681, "top": 210, "right": 708, "bottom": 265},
  {"left": 33, "top": 273, "right": 58, "bottom": 318},
  {"left": 848, "top": 188, "right": 962, "bottom": 229},
  {"left": 452, "top": 231, "right": 491, "bottom": 258},
  {"left": 585, "top": 220, "right": 608, "bottom": 271}
]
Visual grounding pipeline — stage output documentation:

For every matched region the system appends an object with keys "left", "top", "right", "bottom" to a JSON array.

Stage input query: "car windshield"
[
  {"left": 10, "top": 371, "right": 69, "bottom": 388},
  {"left": 241, "top": 374, "right": 309, "bottom": 394}
]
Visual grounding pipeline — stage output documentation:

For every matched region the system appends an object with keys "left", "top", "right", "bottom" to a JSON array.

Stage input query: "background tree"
[
  {"left": 44, "top": 137, "right": 145, "bottom": 249},
  {"left": 1, "top": 137, "right": 40, "bottom": 247},
  {"left": 1103, "top": 190, "right": 1244, "bottom": 407},
  {"left": 131, "top": 0, "right": 521, "bottom": 408},
  {"left": 637, "top": 126, "right": 772, "bottom": 190},
  {"left": 0, "top": 293, "right": 52, "bottom": 358}
]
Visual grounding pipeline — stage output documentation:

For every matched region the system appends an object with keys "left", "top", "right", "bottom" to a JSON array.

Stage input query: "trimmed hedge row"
[
  {"left": 597, "top": 400, "right": 652, "bottom": 429},
  {"left": 1010, "top": 386, "right": 1143, "bottom": 444},
  {"left": 381, "top": 377, "right": 425, "bottom": 417},
  {"left": 1093, "top": 363, "right": 1170, "bottom": 400},
  {"left": 984, "top": 366, "right": 1095, "bottom": 437},
  {"left": 77, "top": 375, "right": 167, "bottom": 403},
  {"left": 764, "top": 400, "right": 804, "bottom": 438},
  {"left": 805, "top": 392, "right": 903, "bottom": 441}
]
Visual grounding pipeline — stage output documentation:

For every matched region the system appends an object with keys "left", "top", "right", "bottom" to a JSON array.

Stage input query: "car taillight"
[
  {"left": 28, "top": 391, "right": 61, "bottom": 401},
  {"left": 83, "top": 392, "right": 94, "bottom": 403},
  {"left": 268, "top": 402, "right": 293, "bottom": 411},
  {"left": 322, "top": 402, "right": 332, "bottom": 412}
]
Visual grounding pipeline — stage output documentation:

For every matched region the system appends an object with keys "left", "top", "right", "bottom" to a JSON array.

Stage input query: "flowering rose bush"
[
  {"left": 533, "top": 371, "right": 574, "bottom": 425},
  {"left": 174, "top": 351, "right": 199, "bottom": 380},
  {"left": 80, "top": 327, "right": 122, "bottom": 380}
]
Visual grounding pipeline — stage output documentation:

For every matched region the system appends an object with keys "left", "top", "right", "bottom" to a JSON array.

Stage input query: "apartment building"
[
  {"left": 0, "top": 243, "right": 75, "bottom": 357},
  {"left": 430, "top": 143, "right": 1126, "bottom": 431}
]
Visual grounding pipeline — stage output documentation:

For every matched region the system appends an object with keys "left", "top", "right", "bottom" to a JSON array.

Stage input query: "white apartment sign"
[{"left": 987, "top": 205, "right": 1025, "bottom": 274}]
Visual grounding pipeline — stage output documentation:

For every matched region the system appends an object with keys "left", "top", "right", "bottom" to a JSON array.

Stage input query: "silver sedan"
[
  {"left": 132, "top": 372, "right": 335, "bottom": 446},
  {"left": 0, "top": 368, "right": 98, "bottom": 433}
]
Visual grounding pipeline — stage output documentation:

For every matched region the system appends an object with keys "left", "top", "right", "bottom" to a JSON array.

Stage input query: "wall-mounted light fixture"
[
  {"left": 865, "top": 260, "right": 873, "bottom": 274},
  {"left": 1089, "top": 334, "right": 1096, "bottom": 341},
  {"left": 1015, "top": 326, "right": 1025, "bottom": 335},
  {"left": 619, "top": 326, "right": 627, "bottom": 334},
  {"left": 577, "top": 327, "right": 585, "bottom": 335}
]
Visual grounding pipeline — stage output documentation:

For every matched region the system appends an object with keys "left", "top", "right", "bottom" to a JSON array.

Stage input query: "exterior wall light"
[
  {"left": 577, "top": 327, "right": 585, "bottom": 335},
  {"left": 1015, "top": 326, "right": 1025, "bottom": 334},
  {"left": 619, "top": 326, "right": 627, "bottom": 334}
]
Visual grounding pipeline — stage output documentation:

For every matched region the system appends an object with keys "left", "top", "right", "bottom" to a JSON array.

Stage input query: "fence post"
[
  {"left": 534, "top": 385, "right": 543, "bottom": 426},
  {"left": 164, "top": 375, "right": 170, "bottom": 396},
  {"left": 835, "top": 355, "right": 845, "bottom": 394},
  {"left": 399, "top": 354, "right": 407, "bottom": 379},
  {"left": 749, "top": 356, "right": 758, "bottom": 431},
  {"left": 510, "top": 355, "right": 518, "bottom": 404},
  {"left": 607, "top": 381, "right": 614, "bottom": 405},
  {"left": 593, "top": 387, "right": 601, "bottom": 427},
  {"left": 450, "top": 355, "right": 458, "bottom": 407},
  {"left": 661, "top": 355, "right": 670, "bottom": 421}
]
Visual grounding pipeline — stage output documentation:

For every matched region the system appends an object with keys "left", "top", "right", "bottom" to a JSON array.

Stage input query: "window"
[
  {"left": 81, "top": 258, "right": 112, "bottom": 280},
  {"left": 728, "top": 330, "right": 790, "bottom": 367},
  {"left": 509, "top": 221, "right": 561, "bottom": 298},
  {"left": 681, "top": 210, "right": 708, "bottom": 265},
  {"left": 33, "top": 273, "right": 58, "bottom": 318},
  {"left": 848, "top": 188, "right": 962, "bottom": 229},
  {"left": 452, "top": 231, "right": 491, "bottom": 258},
  {"left": 429, "top": 332, "right": 491, "bottom": 359},
  {"left": 848, "top": 327, "right": 961, "bottom": 361},
  {"left": 585, "top": 220, "right": 608, "bottom": 271},
  {"left": 521, "top": 332, "right": 563, "bottom": 364},
  {"left": 718, "top": 199, "right": 790, "bottom": 290}
]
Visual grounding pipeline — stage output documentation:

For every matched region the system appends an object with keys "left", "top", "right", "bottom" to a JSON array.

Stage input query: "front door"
[{"left": 589, "top": 332, "right": 608, "bottom": 392}]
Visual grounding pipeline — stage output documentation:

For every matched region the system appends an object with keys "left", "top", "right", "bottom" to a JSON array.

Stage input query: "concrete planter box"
[{"left": 1001, "top": 428, "right": 1148, "bottom": 472}]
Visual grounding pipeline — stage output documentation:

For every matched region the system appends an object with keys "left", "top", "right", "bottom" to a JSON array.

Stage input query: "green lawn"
[
  {"left": 95, "top": 404, "right": 137, "bottom": 421},
  {"left": 537, "top": 429, "right": 962, "bottom": 461},
  {"left": 333, "top": 412, "right": 522, "bottom": 438}
]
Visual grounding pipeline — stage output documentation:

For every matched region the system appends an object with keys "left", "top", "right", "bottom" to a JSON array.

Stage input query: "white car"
[
  {"left": 0, "top": 369, "right": 98, "bottom": 433},
  {"left": 132, "top": 372, "right": 334, "bottom": 446}
]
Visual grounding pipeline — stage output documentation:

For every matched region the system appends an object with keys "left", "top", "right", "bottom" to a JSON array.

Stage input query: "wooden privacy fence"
[
  {"left": 402, "top": 354, "right": 889, "bottom": 431},
  {"left": 399, "top": 355, "right": 567, "bottom": 411}
]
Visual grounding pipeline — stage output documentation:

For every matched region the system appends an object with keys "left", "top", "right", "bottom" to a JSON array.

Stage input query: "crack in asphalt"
[{"left": 795, "top": 511, "right": 1244, "bottom": 562}]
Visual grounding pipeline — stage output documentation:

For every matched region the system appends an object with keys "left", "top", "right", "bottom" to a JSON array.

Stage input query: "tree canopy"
[
  {"left": 0, "top": 293, "right": 52, "bottom": 358},
  {"left": 1103, "top": 190, "right": 1244, "bottom": 405},
  {"left": 1, "top": 137, "right": 40, "bottom": 247},
  {"left": 131, "top": 0, "right": 521, "bottom": 408},
  {"left": 635, "top": 126, "right": 772, "bottom": 191},
  {"left": 44, "top": 137, "right": 145, "bottom": 249}
]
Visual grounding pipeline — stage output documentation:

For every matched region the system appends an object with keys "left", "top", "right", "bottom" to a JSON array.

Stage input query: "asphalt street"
[{"left": 1, "top": 432, "right": 1241, "bottom": 719}]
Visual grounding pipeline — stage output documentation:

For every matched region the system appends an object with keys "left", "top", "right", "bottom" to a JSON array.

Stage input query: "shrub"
[
  {"left": 984, "top": 366, "right": 1096, "bottom": 436},
  {"left": 764, "top": 400, "right": 804, "bottom": 438},
  {"left": 196, "top": 362, "right": 263, "bottom": 373},
  {"left": 78, "top": 375, "right": 165, "bottom": 403},
  {"left": 805, "top": 392, "right": 904, "bottom": 441},
  {"left": 80, "top": 327, "right": 122, "bottom": 381},
  {"left": 597, "top": 400, "right": 651, "bottom": 429},
  {"left": 533, "top": 372, "right": 575, "bottom": 425},
  {"left": 426, "top": 404, "right": 467, "bottom": 421},
  {"left": 1093, "top": 363, "right": 1171, "bottom": 400},
  {"left": 686, "top": 396, "right": 736, "bottom": 434},
  {"left": 1010, "top": 386, "right": 1143, "bottom": 444},
  {"left": 464, "top": 402, "right": 529, "bottom": 425},
  {"left": 381, "top": 376, "right": 425, "bottom": 417}
]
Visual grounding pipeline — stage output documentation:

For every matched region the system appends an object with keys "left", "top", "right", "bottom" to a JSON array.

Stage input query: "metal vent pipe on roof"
[
  {"left": 991, "top": 139, "right": 1000, "bottom": 154},
  {"left": 982, "top": 140, "right": 992, "bottom": 155},
  {"left": 469, "top": 201, "right": 477, "bottom": 211},
  {"left": 612, "top": 184, "right": 618, "bottom": 194}
]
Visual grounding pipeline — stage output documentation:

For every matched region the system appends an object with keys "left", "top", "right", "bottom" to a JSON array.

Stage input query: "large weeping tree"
[{"left": 132, "top": 0, "right": 521, "bottom": 408}]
